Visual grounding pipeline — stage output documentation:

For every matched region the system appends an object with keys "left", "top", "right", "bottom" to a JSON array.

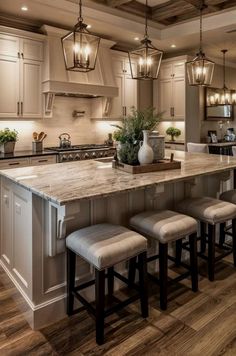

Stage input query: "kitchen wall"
[
  {"left": 157, "top": 121, "right": 185, "bottom": 141},
  {"left": 0, "top": 97, "right": 122, "bottom": 151},
  {"left": 201, "top": 63, "right": 236, "bottom": 141}
]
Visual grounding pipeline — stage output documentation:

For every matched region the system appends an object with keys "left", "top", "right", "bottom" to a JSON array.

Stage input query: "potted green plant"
[
  {"left": 166, "top": 127, "right": 181, "bottom": 142},
  {"left": 112, "top": 107, "right": 162, "bottom": 165},
  {"left": 0, "top": 128, "right": 18, "bottom": 154}
]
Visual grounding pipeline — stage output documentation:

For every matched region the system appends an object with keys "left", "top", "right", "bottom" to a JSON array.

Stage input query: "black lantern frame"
[{"left": 61, "top": 0, "right": 100, "bottom": 72}]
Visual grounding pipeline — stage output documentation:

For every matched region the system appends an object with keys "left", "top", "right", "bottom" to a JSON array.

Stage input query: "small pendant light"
[
  {"left": 61, "top": 0, "right": 100, "bottom": 72},
  {"left": 186, "top": 0, "right": 215, "bottom": 86},
  {"left": 219, "top": 50, "right": 232, "bottom": 105},
  {"left": 128, "top": 0, "right": 163, "bottom": 80}
]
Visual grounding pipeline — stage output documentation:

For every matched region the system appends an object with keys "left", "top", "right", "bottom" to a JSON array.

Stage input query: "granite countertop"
[
  {"left": 1, "top": 150, "right": 236, "bottom": 206},
  {"left": 165, "top": 141, "right": 185, "bottom": 145},
  {"left": 207, "top": 142, "right": 236, "bottom": 147},
  {"left": 0, "top": 150, "right": 58, "bottom": 160}
]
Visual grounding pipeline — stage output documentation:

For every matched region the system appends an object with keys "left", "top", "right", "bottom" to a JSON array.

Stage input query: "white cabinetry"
[
  {"left": 0, "top": 155, "right": 57, "bottom": 170},
  {"left": 0, "top": 33, "right": 43, "bottom": 119},
  {"left": 157, "top": 58, "right": 186, "bottom": 121},
  {"left": 110, "top": 54, "right": 137, "bottom": 118}
]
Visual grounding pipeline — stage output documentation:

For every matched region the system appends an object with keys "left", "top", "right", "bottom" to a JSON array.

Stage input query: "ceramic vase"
[{"left": 138, "top": 130, "right": 154, "bottom": 165}]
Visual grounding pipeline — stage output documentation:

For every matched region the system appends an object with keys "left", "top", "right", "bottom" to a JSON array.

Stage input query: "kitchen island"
[{"left": 0, "top": 150, "right": 236, "bottom": 329}]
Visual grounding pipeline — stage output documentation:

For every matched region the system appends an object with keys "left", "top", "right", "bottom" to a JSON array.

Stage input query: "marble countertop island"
[{"left": 1, "top": 150, "right": 236, "bottom": 206}]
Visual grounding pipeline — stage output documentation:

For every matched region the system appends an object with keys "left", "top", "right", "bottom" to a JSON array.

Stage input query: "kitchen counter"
[
  {"left": 207, "top": 142, "right": 236, "bottom": 147},
  {"left": 1, "top": 150, "right": 236, "bottom": 206},
  {"left": 165, "top": 140, "right": 185, "bottom": 145},
  {"left": 0, "top": 149, "right": 58, "bottom": 160},
  {"left": 1, "top": 149, "right": 235, "bottom": 330}
]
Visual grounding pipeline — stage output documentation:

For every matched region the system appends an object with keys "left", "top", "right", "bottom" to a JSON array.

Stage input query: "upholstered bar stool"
[
  {"left": 66, "top": 223, "right": 148, "bottom": 345},
  {"left": 129, "top": 210, "right": 198, "bottom": 310},
  {"left": 219, "top": 190, "right": 236, "bottom": 250},
  {"left": 176, "top": 197, "right": 236, "bottom": 281}
]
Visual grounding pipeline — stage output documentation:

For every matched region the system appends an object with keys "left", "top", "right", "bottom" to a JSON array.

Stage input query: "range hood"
[{"left": 41, "top": 25, "right": 118, "bottom": 98}]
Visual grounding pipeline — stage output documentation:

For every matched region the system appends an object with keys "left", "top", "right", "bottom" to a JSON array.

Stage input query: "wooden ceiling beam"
[
  {"left": 118, "top": 1, "right": 152, "bottom": 18},
  {"left": 106, "top": 0, "right": 132, "bottom": 7},
  {"left": 152, "top": 0, "right": 194, "bottom": 21}
]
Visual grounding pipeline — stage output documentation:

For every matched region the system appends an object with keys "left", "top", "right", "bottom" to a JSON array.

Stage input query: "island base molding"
[{"left": 0, "top": 172, "right": 233, "bottom": 329}]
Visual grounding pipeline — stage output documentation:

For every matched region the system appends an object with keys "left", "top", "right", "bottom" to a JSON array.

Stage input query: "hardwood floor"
[{"left": 0, "top": 254, "right": 236, "bottom": 355}]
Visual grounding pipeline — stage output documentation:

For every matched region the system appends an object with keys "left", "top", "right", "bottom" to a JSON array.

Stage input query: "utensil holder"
[{"left": 32, "top": 141, "right": 43, "bottom": 152}]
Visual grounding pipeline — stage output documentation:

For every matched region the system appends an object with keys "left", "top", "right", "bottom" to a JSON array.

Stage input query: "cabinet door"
[
  {"left": 0, "top": 158, "right": 29, "bottom": 169},
  {"left": 159, "top": 79, "right": 172, "bottom": 120},
  {"left": 173, "top": 61, "right": 185, "bottom": 78},
  {"left": 110, "top": 74, "right": 124, "bottom": 119},
  {"left": 160, "top": 63, "right": 173, "bottom": 80},
  {"left": 0, "top": 34, "right": 19, "bottom": 57},
  {"left": 112, "top": 57, "right": 124, "bottom": 75},
  {"left": 21, "top": 38, "right": 44, "bottom": 61},
  {"left": 124, "top": 75, "right": 137, "bottom": 115},
  {"left": 30, "top": 155, "right": 57, "bottom": 166},
  {"left": 172, "top": 77, "right": 185, "bottom": 120},
  {"left": 0, "top": 55, "right": 20, "bottom": 118},
  {"left": 21, "top": 59, "right": 42, "bottom": 118}
]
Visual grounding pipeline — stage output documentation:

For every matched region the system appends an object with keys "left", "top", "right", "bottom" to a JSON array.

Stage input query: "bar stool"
[
  {"left": 176, "top": 197, "right": 236, "bottom": 281},
  {"left": 66, "top": 223, "right": 148, "bottom": 345},
  {"left": 129, "top": 210, "right": 198, "bottom": 310}
]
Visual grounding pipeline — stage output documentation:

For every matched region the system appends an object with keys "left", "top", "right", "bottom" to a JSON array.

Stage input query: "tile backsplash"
[{"left": 0, "top": 97, "right": 121, "bottom": 151}]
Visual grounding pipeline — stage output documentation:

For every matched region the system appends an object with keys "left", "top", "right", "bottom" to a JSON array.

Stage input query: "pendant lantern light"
[
  {"left": 128, "top": 0, "right": 163, "bottom": 80},
  {"left": 186, "top": 0, "right": 215, "bottom": 86},
  {"left": 219, "top": 50, "right": 232, "bottom": 105},
  {"left": 61, "top": 0, "right": 100, "bottom": 72}
]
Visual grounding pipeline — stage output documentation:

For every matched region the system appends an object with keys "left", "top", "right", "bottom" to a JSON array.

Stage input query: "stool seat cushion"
[
  {"left": 66, "top": 224, "right": 147, "bottom": 270},
  {"left": 220, "top": 190, "right": 236, "bottom": 205},
  {"left": 129, "top": 210, "right": 197, "bottom": 244},
  {"left": 176, "top": 197, "right": 236, "bottom": 225}
]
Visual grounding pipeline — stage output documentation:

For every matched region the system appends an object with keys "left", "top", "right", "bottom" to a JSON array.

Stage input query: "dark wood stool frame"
[
  {"left": 129, "top": 233, "right": 198, "bottom": 311},
  {"left": 177, "top": 219, "right": 236, "bottom": 281},
  {"left": 67, "top": 249, "right": 148, "bottom": 345}
]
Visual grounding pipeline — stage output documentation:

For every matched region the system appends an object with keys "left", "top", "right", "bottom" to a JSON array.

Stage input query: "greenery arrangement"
[
  {"left": 0, "top": 128, "right": 18, "bottom": 144},
  {"left": 166, "top": 127, "right": 181, "bottom": 141},
  {"left": 112, "top": 107, "right": 162, "bottom": 165}
]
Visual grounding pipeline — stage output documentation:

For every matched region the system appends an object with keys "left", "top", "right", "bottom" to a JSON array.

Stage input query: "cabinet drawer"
[
  {"left": 0, "top": 158, "right": 29, "bottom": 169},
  {"left": 30, "top": 155, "right": 57, "bottom": 166}
]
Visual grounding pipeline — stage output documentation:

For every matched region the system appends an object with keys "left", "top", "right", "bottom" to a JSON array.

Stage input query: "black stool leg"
[
  {"left": 107, "top": 267, "right": 114, "bottom": 304},
  {"left": 95, "top": 269, "right": 105, "bottom": 345},
  {"left": 208, "top": 224, "right": 216, "bottom": 282},
  {"left": 67, "top": 248, "right": 76, "bottom": 316},
  {"left": 232, "top": 219, "right": 236, "bottom": 267},
  {"left": 189, "top": 233, "right": 198, "bottom": 292},
  {"left": 200, "top": 222, "right": 206, "bottom": 253},
  {"left": 138, "top": 252, "right": 148, "bottom": 318},
  {"left": 159, "top": 243, "right": 168, "bottom": 311},
  {"left": 128, "top": 256, "right": 137, "bottom": 286},
  {"left": 175, "top": 239, "right": 182, "bottom": 266},
  {"left": 219, "top": 222, "right": 226, "bottom": 248}
]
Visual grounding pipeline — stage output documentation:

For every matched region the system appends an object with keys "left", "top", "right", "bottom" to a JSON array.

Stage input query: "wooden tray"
[{"left": 113, "top": 159, "right": 181, "bottom": 174}]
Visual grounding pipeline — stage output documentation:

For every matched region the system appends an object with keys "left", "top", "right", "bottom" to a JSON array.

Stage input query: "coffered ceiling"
[{"left": 92, "top": 0, "right": 236, "bottom": 26}]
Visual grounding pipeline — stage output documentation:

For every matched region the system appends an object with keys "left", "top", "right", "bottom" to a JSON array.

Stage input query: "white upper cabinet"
[
  {"left": 157, "top": 57, "right": 186, "bottom": 121},
  {"left": 0, "top": 32, "right": 44, "bottom": 119},
  {"left": 110, "top": 54, "right": 138, "bottom": 119}
]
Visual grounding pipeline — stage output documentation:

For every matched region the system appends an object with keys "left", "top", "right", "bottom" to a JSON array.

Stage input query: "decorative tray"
[{"left": 113, "top": 158, "right": 181, "bottom": 174}]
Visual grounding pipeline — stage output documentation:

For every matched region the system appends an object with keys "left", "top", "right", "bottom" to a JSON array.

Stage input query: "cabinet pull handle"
[
  {"left": 9, "top": 162, "right": 20, "bottom": 166},
  {"left": 173, "top": 107, "right": 175, "bottom": 117},
  {"left": 17, "top": 102, "right": 20, "bottom": 116},
  {"left": 21, "top": 53, "right": 24, "bottom": 59},
  {"left": 21, "top": 102, "right": 23, "bottom": 115},
  {"left": 125, "top": 106, "right": 127, "bottom": 116},
  {"left": 38, "top": 159, "right": 48, "bottom": 163},
  {"left": 17, "top": 52, "right": 20, "bottom": 58}
]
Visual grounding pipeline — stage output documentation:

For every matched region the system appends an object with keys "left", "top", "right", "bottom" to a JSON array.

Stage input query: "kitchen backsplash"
[
  {"left": 0, "top": 97, "right": 122, "bottom": 150},
  {"left": 157, "top": 121, "right": 185, "bottom": 141}
]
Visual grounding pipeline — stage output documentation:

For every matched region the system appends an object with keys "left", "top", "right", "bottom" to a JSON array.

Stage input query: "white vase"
[{"left": 138, "top": 130, "right": 154, "bottom": 165}]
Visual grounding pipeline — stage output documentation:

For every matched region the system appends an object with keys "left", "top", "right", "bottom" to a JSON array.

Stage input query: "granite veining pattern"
[{"left": 1, "top": 151, "right": 236, "bottom": 205}]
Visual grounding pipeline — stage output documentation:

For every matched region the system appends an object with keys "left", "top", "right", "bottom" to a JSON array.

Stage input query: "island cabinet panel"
[
  {"left": 1, "top": 183, "right": 12, "bottom": 267},
  {"left": 0, "top": 178, "right": 33, "bottom": 298}
]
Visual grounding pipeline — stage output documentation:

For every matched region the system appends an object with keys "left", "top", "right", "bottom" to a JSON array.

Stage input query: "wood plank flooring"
[{"left": 0, "top": 255, "right": 235, "bottom": 355}]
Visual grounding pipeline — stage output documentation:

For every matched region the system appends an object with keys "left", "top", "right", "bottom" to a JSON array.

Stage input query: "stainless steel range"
[{"left": 45, "top": 144, "right": 116, "bottom": 163}]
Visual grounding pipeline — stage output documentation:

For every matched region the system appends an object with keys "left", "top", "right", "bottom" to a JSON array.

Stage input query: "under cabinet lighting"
[
  {"left": 87, "top": 24, "right": 92, "bottom": 29},
  {"left": 21, "top": 5, "right": 28, "bottom": 11},
  {"left": 171, "top": 44, "right": 176, "bottom": 48},
  {"left": 134, "top": 37, "right": 140, "bottom": 41}
]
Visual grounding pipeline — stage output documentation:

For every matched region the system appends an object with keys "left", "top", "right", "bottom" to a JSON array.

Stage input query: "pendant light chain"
[
  {"left": 145, "top": 0, "right": 148, "bottom": 38},
  {"left": 222, "top": 50, "right": 226, "bottom": 89},
  {"left": 199, "top": 2, "right": 203, "bottom": 53},
  {"left": 79, "top": 0, "right": 83, "bottom": 22}
]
